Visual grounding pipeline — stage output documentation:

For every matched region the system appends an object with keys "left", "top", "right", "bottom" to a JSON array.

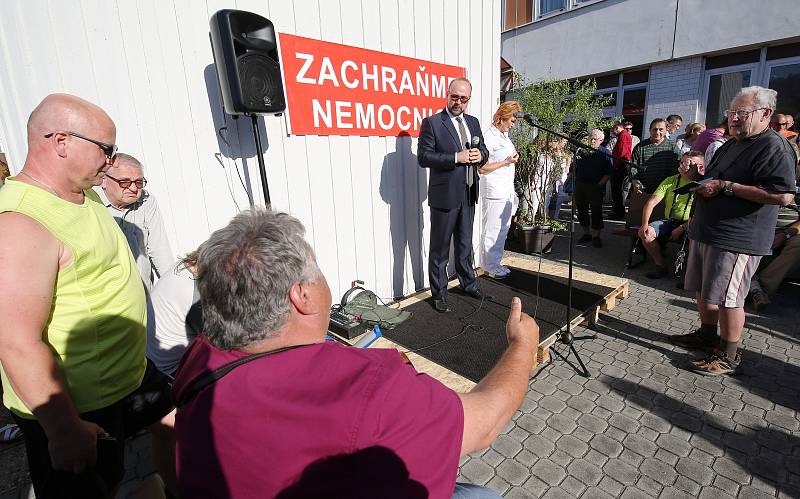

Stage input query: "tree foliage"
[{"left": 510, "top": 74, "right": 618, "bottom": 225}]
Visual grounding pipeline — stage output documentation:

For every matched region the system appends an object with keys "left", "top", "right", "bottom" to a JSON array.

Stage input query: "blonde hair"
[
  {"left": 684, "top": 122, "right": 705, "bottom": 137},
  {"left": 493, "top": 101, "right": 522, "bottom": 126}
]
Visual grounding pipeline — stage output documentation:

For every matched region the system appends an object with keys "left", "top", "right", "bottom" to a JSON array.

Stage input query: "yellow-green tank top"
[{"left": 0, "top": 178, "right": 147, "bottom": 417}]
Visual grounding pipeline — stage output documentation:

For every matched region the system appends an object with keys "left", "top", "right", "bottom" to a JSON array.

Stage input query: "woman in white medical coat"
[{"left": 479, "top": 101, "right": 522, "bottom": 278}]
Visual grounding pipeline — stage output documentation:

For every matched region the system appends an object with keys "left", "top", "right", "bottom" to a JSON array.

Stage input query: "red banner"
[{"left": 278, "top": 33, "right": 465, "bottom": 137}]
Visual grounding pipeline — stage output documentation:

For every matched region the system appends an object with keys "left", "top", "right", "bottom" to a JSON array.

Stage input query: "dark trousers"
[
  {"left": 610, "top": 168, "right": 626, "bottom": 217},
  {"left": 428, "top": 196, "right": 477, "bottom": 299},
  {"left": 575, "top": 181, "right": 605, "bottom": 230}
]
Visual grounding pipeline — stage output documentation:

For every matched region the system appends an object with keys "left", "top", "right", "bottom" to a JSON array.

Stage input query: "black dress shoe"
[
  {"left": 460, "top": 288, "right": 483, "bottom": 300},
  {"left": 433, "top": 298, "right": 451, "bottom": 313},
  {"left": 578, "top": 234, "right": 593, "bottom": 244}
]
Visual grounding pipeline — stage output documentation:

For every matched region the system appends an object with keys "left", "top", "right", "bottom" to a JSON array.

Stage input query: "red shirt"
[
  {"left": 173, "top": 337, "right": 464, "bottom": 498},
  {"left": 612, "top": 130, "right": 632, "bottom": 170}
]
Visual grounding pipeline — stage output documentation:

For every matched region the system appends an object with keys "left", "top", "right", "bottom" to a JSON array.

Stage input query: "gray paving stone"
[
  {"left": 653, "top": 448, "right": 679, "bottom": 466},
  {"left": 505, "top": 485, "right": 540, "bottom": 499},
  {"left": 711, "top": 475, "right": 741, "bottom": 497},
  {"left": 596, "top": 394, "right": 626, "bottom": 412},
  {"left": 637, "top": 474, "right": 664, "bottom": 497},
  {"left": 549, "top": 449, "right": 573, "bottom": 468},
  {"left": 578, "top": 414, "right": 608, "bottom": 433},
  {"left": 640, "top": 457, "right": 678, "bottom": 486},
  {"left": 556, "top": 434, "right": 589, "bottom": 459},
  {"left": 567, "top": 395, "right": 597, "bottom": 413},
  {"left": 481, "top": 448, "right": 505, "bottom": 467},
  {"left": 540, "top": 396, "right": 567, "bottom": 414},
  {"left": 675, "top": 457, "right": 714, "bottom": 486},
  {"left": 609, "top": 413, "right": 640, "bottom": 433},
  {"left": 597, "top": 476, "right": 625, "bottom": 497},
  {"left": 541, "top": 487, "right": 574, "bottom": 499},
  {"left": 673, "top": 476, "right": 702, "bottom": 496},
  {"left": 721, "top": 431, "right": 760, "bottom": 455},
  {"left": 748, "top": 454, "right": 788, "bottom": 483},
  {"left": 494, "top": 434, "right": 524, "bottom": 458},
  {"left": 619, "top": 448, "right": 645, "bottom": 468},
  {"left": 640, "top": 412, "right": 671, "bottom": 433},
  {"left": 738, "top": 485, "right": 777, "bottom": 499},
  {"left": 750, "top": 474, "right": 778, "bottom": 496},
  {"left": 590, "top": 434, "right": 624, "bottom": 458},
  {"left": 619, "top": 487, "right": 655, "bottom": 499},
  {"left": 712, "top": 456, "right": 750, "bottom": 485},
  {"left": 515, "top": 449, "right": 539, "bottom": 468},
  {"left": 603, "top": 458, "right": 639, "bottom": 485},
  {"left": 517, "top": 414, "right": 547, "bottom": 434},
  {"left": 524, "top": 435, "right": 556, "bottom": 458},
  {"left": 623, "top": 433, "right": 659, "bottom": 458},
  {"left": 566, "top": 459, "right": 603, "bottom": 486},
  {"left": 655, "top": 433, "right": 692, "bottom": 457},
  {"left": 548, "top": 413, "right": 578, "bottom": 435},
  {"left": 659, "top": 486, "right": 694, "bottom": 499},
  {"left": 460, "top": 459, "right": 495, "bottom": 485},
  {"left": 531, "top": 459, "right": 566, "bottom": 487},
  {"left": 486, "top": 475, "right": 512, "bottom": 496},
  {"left": 497, "top": 459, "right": 531, "bottom": 486}
]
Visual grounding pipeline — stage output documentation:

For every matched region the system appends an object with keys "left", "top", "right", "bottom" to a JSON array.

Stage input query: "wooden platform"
[{"left": 331, "top": 257, "right": 628, "bottom": 393}]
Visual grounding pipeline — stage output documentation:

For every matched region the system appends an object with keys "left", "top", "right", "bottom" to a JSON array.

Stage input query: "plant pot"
[{"left": 517, "top": 224, "right": 555, "bottom": 254}]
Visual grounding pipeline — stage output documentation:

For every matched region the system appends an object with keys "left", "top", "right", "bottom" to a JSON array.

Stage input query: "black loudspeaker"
[{"left": 209, "top": 9, "right": 286, "bottom": 115}]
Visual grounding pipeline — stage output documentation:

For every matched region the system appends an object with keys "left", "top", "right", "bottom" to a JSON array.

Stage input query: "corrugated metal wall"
[{"left": 0, "top": 0, "right": 501, "bottom": 300}]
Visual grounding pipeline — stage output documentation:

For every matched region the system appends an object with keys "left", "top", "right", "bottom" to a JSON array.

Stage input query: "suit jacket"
[{"left": 418, "top": 110, "right": 489, "bottom": 209}]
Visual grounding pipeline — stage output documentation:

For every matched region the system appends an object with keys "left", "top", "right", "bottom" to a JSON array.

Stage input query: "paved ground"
[{"left": 1, "top": 215, "right": 798, "bottom": 498}]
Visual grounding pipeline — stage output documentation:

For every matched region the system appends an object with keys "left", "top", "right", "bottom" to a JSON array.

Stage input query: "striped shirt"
[{"left": 630, "top": 138, "right": 681, "bottom": 193}]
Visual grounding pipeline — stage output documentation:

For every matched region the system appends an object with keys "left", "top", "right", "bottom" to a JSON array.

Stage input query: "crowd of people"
[
  {"left": 0, "top": 80, "right": 797, "bottom": 498},
  {"left": 478, "top": 86, "right": 797, "bottom": 378}
]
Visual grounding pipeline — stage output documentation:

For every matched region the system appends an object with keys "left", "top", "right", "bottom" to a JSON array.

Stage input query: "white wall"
[
  {"left": 0, "top": 0, "right": 501, "bottom": 300},
  {"left": 501, "top": 0, "right": 800, "bottom": 82}
]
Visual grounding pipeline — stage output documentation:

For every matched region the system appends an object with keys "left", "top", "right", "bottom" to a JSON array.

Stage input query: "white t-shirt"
[
  {"left": 480, "top": 124, "right": 517, "bottom": 198},
  {"left": 146, "top": 263, "right": 199, "bottom": 377}
]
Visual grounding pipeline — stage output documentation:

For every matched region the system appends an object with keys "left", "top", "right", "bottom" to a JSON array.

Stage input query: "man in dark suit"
[{"left": 418, "top": 77, "right": 489, "bottom": 313}]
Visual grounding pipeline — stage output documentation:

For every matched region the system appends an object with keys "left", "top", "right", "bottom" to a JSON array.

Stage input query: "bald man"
[{"left": 0, "top": 94, "right": 176, "bottom": 498}]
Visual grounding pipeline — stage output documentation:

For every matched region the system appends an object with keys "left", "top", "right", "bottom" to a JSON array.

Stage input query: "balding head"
[
  {"left": 23, "top": 94, "right": 117, "bottom": 195},
  {"left": 27, "top": 94, "right": 115, "bottom": 143}
]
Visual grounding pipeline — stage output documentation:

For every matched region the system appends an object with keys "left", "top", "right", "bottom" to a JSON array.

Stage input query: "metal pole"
[{"left": 250, "top": 114, "right": 271, "bottom": 208}]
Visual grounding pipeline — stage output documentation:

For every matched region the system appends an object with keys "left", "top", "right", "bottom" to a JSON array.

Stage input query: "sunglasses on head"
[{"left": 44, "top": 131, "right": 118, "bottom": 160}]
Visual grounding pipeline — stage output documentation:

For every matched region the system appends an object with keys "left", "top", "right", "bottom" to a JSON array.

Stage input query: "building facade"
[
  {"left": 0, "top": 0, "right": 501, "bottom": 301},
  {"left": 501, "top": 0, "right": 800, "bottom": 138}
]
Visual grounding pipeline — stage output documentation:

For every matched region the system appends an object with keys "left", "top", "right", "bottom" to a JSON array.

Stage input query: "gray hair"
[
  {"left": 589, "top": 128, "right": 604, "bottom": 140},
  {"left": 111, "top": 152, "right": 144, "bottom": 173},
  {"left": 734, "top": 86, "right": 777, "bottom": 111},
  {"left": 196, "top": 208, "right": 320, "bottom": 350}
]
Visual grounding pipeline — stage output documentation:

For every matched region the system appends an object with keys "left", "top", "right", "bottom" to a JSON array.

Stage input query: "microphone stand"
[{"left": 517, "top": 116, "right": 626, "bottom": 378}]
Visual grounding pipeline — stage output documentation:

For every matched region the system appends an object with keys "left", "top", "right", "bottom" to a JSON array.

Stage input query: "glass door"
[
  {"left": 766, "top": 59, "right": 800, "bottom": 117},
  {"left": 702, "top": 65, "right": 755, "bottom": 126}
]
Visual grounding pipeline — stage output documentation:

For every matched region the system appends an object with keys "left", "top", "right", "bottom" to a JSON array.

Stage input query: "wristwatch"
[{"left": 723, "top": 181, "right": 735, "bottom": 196}]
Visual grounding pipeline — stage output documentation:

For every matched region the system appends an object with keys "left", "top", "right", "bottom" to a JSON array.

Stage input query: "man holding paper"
[{"left": 670, "top": 86, "right": 796, "bottom": 376}]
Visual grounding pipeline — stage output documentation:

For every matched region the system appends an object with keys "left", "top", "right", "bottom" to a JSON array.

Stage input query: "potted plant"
[{"left": 509, "top": 75, "right": 617, "bottom": 254}]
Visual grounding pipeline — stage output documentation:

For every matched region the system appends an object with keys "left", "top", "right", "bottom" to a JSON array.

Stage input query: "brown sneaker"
[
  {"left": 688, "top": 350, "right": 741, "bottom": 376},
  {"left": 749, "top": 289, "right": 771, "bottom": 311},
  {"left": 669, "top": 329, "right": 718, "bottom": 350}
]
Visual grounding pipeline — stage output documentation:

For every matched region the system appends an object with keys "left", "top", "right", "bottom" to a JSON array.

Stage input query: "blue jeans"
[
  {"left": 649, "top": 219, "right": 680, "bottom": 242},
  {"left": 453, "top": 482, "right": 502, "bottom": 498}
]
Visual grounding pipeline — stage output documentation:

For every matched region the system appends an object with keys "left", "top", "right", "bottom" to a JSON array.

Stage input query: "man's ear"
[{"left": 288, "top": 281, "right": 313, "bottom": 315}]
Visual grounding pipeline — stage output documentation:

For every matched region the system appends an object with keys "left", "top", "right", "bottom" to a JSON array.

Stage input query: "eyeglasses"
[
  {"left": 44, "top": 131, "right": 118, "bottom": 160},
  {"left": 105, "top": 174, "right": 147, "bottom": 190},
  {"left": 449, "top": 94, "right": 470, "bottom": 103},
  {"left": 775, "top": 122, "right": 789, "bottom": 127},
  {"left": 725, "top": 108, "right": 767, "bottom": 119},
  {"left": 623, "top": 127, "right": 633, "bottom": 131}
]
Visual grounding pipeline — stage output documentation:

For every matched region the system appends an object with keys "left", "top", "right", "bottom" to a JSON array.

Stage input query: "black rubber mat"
[{"left": 382, "top": 266, "right": 615, "bottom": 382}]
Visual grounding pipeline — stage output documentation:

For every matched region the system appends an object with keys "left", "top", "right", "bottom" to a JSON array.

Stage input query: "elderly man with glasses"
[
  {"left": 670, "top": 86, "right": 796, "bottom": 376},
  {"left": 100, "top": 153, "right": 174, "bottom": 291}
]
